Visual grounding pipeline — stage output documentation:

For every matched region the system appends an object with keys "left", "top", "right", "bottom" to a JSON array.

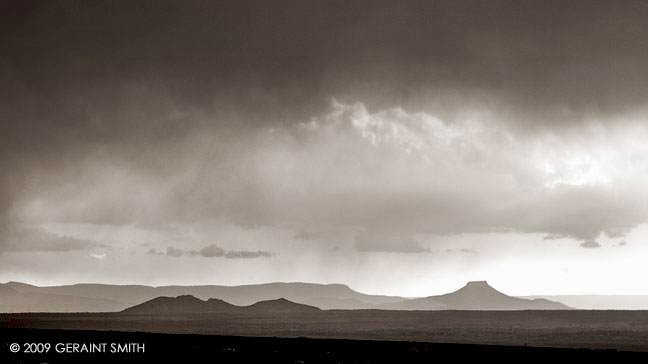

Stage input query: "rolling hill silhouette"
[
  {"left": 122, "top": 295, "right": 240, "bottom": 314},
  {"left": 244, "top": 298, "right": 321, "bottom": 313},
  {"left": 121, "top": 296, "right": 320, "bottom": 314},
  {"left": 384, "top": 281, "right": 570, "bottom": 310}
]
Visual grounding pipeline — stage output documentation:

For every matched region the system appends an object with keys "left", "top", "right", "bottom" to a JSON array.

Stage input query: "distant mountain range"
[
  {"left": 123, "top": 296, "right": 321, "bottom": 314},
  {"left": 0, "top": 283, "right": 126, "bottom": 312},
  {"left": 121, "top": 281, "right": 568, "bottom": 313},
  {"left": 0, "top": 281, "right": 403, "bottom": 312},
  {"left": 12, "top": 279, "right": 645, "bottom": 313}
]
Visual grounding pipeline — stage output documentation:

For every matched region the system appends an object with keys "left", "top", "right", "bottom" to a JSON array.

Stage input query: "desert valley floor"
[{"left": 3, "top": 310, "right": 648, "bottom": 351}]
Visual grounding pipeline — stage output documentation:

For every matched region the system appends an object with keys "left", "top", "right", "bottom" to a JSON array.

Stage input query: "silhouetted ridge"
[
  {"left": 122, "top": 295, "right": 239, "bottom": 314},
  {"left": 245, "top": 298, "right": 321, "bottom": 313},
  {"left": 5, "top": 281, "right": 38, "bottom": 290},
  {"left": 122, "top": 296, "right": 320, "bottom": 314}
]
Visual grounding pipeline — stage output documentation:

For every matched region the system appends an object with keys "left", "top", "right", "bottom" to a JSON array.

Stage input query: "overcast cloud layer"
[{"left": 2, "top": 1, "right": 648, "bottom": 294}]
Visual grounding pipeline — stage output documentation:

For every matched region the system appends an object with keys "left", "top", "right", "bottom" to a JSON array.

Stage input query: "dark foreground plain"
[
  {"left": 1, "top": 328, "right": 645, "bottom": 363},
  {"left": 2, "top": 310, "right": 648, "bottom": 354}
]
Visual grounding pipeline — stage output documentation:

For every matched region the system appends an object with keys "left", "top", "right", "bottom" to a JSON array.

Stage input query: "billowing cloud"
[{"left": 271, "top": 101, "right": 648, "bottom": 245}]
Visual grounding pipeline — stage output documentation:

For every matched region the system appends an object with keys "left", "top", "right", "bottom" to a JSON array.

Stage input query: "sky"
[{"left": 1, "top": 0, "right": 648, "bottom": 296}]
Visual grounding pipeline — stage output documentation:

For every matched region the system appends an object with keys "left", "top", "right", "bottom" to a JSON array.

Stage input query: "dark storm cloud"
[
  {"left": 4, "top": 0, "right": 648, "bottom": 142},
  {"left": 3, "top": 0, "right": 648, "bottom": 252}
]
